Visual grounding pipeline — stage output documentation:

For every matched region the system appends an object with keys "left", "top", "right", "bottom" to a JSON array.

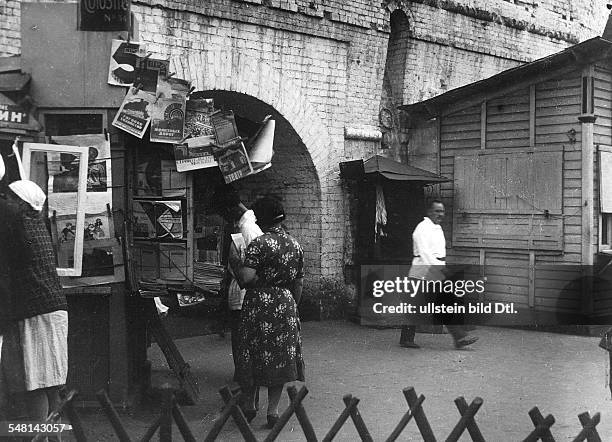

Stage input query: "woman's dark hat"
[{"left": 253, "top": 196, "right": 285, "bottom": 226}]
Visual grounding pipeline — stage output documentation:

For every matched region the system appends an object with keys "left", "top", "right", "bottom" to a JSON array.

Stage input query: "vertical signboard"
[{"left": 80, "top": 0, "right": 131, "bottom": 31}]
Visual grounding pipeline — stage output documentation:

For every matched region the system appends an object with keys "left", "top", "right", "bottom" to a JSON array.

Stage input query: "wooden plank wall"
[
  {"left": 440, "top": 70, "right": 586, "bottom": 313},
  {"left": 593, "top": 63, "right": 612, "bottom": 316}
]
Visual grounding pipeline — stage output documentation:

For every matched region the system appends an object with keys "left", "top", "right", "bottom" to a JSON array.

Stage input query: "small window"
[
  {"left": 602, "top": 214, "right": 612, "bottom": 249},
  {"left": 44, "top": 113, "right": 105, "bottom": 136},
  {"left": 600, "top": 150, "right": 612, "bottom": 252}
]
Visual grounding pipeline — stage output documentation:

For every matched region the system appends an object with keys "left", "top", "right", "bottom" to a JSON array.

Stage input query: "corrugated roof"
[{"left": 399, "top": 37, "right": 612, "bottom": 119}]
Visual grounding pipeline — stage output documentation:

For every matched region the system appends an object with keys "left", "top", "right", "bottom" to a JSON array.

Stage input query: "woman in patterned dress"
[{"left": 234, "top": 196, "right": 305, "bottom": 428}]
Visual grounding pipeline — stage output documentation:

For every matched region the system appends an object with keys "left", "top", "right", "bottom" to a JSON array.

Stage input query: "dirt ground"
[{"left": 70, "top": 320, "right": 610, "bottom": 441}]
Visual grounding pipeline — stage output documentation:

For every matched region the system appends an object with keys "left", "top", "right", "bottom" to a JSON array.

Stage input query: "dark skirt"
[{"left": 235, "top": 287, "right": 305, "bottom": 388}]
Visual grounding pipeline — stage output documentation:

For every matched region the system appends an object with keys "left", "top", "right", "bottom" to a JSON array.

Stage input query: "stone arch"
[
  {"left": 169, "top": 51, "right": 333, "bottom": 310},
  {"left": 169, "top": 51, "right": 333, "bottom": 183}
]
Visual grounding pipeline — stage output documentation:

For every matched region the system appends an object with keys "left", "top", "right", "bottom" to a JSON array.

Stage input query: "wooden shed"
[{"left": 401, "top": 37, "right": 612, "bottom": 324}]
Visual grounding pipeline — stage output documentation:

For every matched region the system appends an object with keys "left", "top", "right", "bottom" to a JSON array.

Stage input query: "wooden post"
[
  {"left": 287, "top": 386, "right": 318, "bottom": 442},
  {"left": 528, "top": 407, "right": 555, "bottom": 442},
  {"left": 579, "top": 113, "right": 597, "bottom": 315},
  {"left": 404, "top": 387, "right": 436, "bottom": 442},
  {"left": 528, "top": 252, "right": 536, "bottom": 308},
  {"left": 479, "top": 249, "right": 486, "bottom": 302},
  {"left": 343, "top": 394, "right": 373, "bottom": 442},
  {"left": 529, "top": 84, "right": 536, "bottom": 148},
  {"left": 159, "top": 386, "right": 173, "bottom": 441},
  {"left": 576, "top": 412, "right": 602, "bottom": 442},
  {"left": 96, "top": 389, "right": 132, "bottom": 442},
  {"left": 480, "top": 101, "right": 486, "bottom": 150}
]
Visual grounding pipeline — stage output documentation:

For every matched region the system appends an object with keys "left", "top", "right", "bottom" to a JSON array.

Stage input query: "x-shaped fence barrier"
[{"left": 37, "top": 385, "right": 602, "bottom": 441}]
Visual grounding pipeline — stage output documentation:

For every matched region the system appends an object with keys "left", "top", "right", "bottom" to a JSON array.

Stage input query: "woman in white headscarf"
[{"left": 2, "top": 180, "right": 68, "bottom": 425}]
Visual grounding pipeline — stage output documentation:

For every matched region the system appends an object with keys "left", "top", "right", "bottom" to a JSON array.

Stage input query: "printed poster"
[
  {"left": 134, "top": 57, "right": 170, "bottom": 94},
  {"left": 173, "top": 135, "right": 217, "bottom": 172},
  {"left": 108, "top": 39, "right": 146, "bottom": 87},
  {"left": 112, "top": 86, "right": 156, "bottom": 138},
  {"left": 156, "top": 76, "right": 191, "bottom": 100},
  {"left": 150, "top": 76, "right": 190, "bottom": 143},
  {"left": 217, "top": 142, "right": 253, "bottom": 183},
  {"left": 133, "top": 200, "right": 184, "bottom": 240},
  {"left": 150, "top": 97, "right": 186, "bottom": 143},
  {"left": 210, "top": 110, "right": 241, "bottom": 149},
  {"left": 185, "top": 98, "right": 215, "bottom": 138}
]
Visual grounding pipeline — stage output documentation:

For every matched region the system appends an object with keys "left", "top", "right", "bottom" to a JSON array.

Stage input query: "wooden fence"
[{"left": 32, "top": 385, "right": 601, "bottom": 442}]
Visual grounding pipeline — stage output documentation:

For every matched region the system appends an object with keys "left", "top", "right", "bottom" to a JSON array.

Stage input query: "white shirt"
[
  {"left": 228, "top": 210, "right": 264, "bottom": 310},
  {"left": 408, "top": 217, "right": 446, "bottom": 280}
]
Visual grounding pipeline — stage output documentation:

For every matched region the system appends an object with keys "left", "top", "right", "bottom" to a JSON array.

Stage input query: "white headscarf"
[
  {"left": 0, "top": 153, "right": 5, "bottom": 181},
  {"left": 8, "top": 180, "right": 46, "bottom": 212}
]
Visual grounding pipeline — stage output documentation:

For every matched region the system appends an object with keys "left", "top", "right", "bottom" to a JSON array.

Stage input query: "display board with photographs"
[
  {"left": 22, "top": 136, "right": 123, "bottom": 286},
  {"left": 22, "top": 143, "right": 89, "bottom": 277}
]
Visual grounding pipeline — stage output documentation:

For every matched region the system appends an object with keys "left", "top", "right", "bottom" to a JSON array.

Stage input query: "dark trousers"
[
  {"left": 399, "top": 282, "right": 469, "bottom": 344},
  {"left": 399, "top": 325, "right": 416, "bottom": 344}
]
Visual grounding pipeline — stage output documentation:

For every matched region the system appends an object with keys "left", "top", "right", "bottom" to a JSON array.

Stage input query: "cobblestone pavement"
[{"left": 76, "top": 320, "right": 610, "bottom": 441}]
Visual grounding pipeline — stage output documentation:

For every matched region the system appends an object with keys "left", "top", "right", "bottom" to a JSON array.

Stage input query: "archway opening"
[{"left": 191, "top": 90, "right": 322, "bottom": 304}]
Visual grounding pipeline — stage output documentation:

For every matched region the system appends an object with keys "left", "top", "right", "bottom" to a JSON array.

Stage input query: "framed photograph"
[
  {"left": 22, "top": 142, "right": 89, "bottom": 277},
  {"left": 59, "top": 238, "right": 125, "bottom": 288}
]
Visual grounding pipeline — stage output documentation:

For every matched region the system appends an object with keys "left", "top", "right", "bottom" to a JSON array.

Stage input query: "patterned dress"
[{"left": 235, "top": 226, "right": 305, "bottom": 388}]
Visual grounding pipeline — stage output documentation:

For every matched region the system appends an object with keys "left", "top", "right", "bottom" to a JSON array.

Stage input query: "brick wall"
[{"left": 3, "top": 0, "right": 611, "bottom": 311}]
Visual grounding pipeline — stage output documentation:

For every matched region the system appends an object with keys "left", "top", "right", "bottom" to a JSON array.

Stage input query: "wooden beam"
[
  {"left": 480, "top": 101, "right": 486, "bottom": 150},
  {"left": 479, "top": 249, "right": 485, "bottom": 303},
  {"left": 579, "top": 95, "right": 596, "bottom": 313},
  {"left": 528, "top": 251, "right": 535, "bottom": 308},
  {"left": 529, "top": 85, "right": 536, "bottom": 148}
]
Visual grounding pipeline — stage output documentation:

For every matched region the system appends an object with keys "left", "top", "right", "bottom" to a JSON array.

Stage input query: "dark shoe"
[
  {"left": 454, "top": 336, "right": 478, "bottom": 349},
  {"left": 266, "top": 414, "right": 279, "bottom": 429},
  {"left": 400, "top": 341, "right": 420, "bottom": 348}
]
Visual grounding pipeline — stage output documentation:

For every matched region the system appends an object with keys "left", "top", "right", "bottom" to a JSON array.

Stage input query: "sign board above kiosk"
[{"left": 79, "top": 0, "right": 131, "bottom": 32}]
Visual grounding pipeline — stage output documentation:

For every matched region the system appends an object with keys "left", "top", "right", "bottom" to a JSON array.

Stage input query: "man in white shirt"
[{"left": 400, "top": 200, "right": 478, "bottom": 349}]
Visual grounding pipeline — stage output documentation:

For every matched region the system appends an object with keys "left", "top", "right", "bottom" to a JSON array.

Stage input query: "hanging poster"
[
  {"left": 150, "top": 97, "right": 186, "bottom": 143},
  {"left": 108, "top": 39, "right": 146, "bottom": 86},
  {"left": 210, "top": 110, "right": 241, "bottom": 150},
  {"left": 185, "top": 98, "right": 215, "bottom": 138},
  {"left": 173, "top": 135, "right": 217, "bottom": 172},
  {"left": 150, "top": 76, "right": 191, "bottom": 143},
  {"left": 133, "top": 199, "right": 184, "bottom": 240},
  {"left": 156, "top": 76, "right": 191, "bottom": 100},
  {"left": 112, "top": 86, "right": 155, "bottom": 138},
  {"left": 217, "top": 141, "right": 253, "bottom": 183},
  {"left": 134, "top": 57, "right": 169, "bottom": 93}
]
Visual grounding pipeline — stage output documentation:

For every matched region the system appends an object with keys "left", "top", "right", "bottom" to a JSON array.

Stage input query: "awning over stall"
[{"left": 340, "top": 154, "right": 449, "bottom": 183}]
